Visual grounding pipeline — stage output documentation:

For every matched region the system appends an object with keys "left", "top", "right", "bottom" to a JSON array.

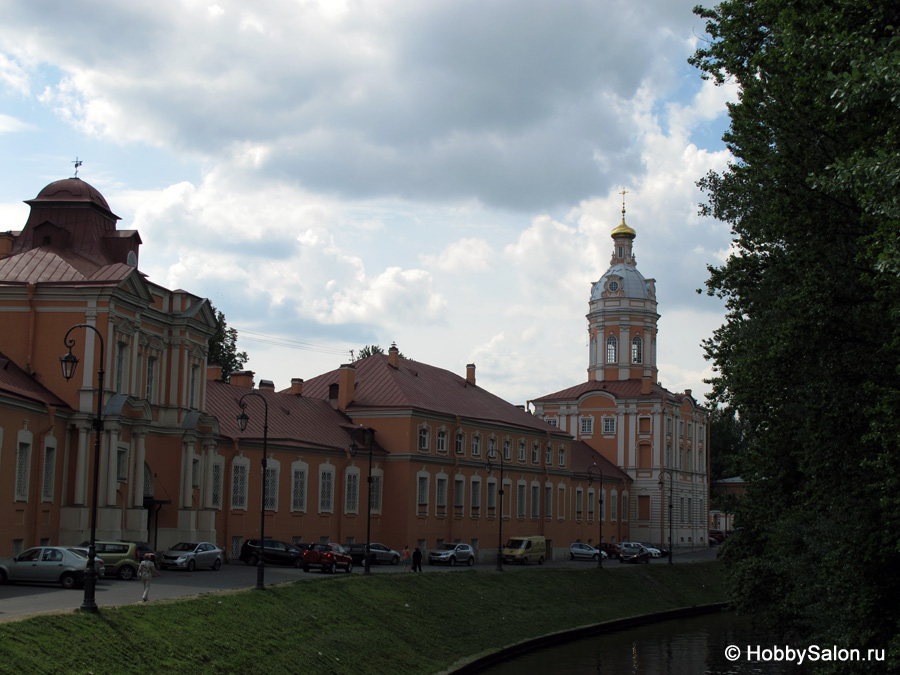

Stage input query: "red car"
[
  {"left": 600, "top": 543, "right": 622, "bottom": 560},
  {"left": 302, "top": 543, "right": 353, "bottom": 574}
]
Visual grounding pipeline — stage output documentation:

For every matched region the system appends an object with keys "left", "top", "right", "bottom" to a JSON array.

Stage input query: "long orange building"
[{"left": 0, "top": 176, "right": 634, "bottom": 561}]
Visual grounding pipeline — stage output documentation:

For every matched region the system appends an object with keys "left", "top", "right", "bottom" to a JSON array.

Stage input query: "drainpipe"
[{"left": 26, "top": 283, "right": 37, "bottom": 374}]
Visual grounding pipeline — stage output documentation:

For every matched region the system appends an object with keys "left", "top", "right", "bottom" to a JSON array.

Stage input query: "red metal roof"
[
  {"left": 206, "top": 379, "right": 356, "bottom": 451},
  {"left": 532, "top": 378, "right": 687, "bottom": 404},
  {"left": 569, "top": 441, "right": 632, "bottom": 483},
  {"left": 0, "top": 352, "right": 70, "bottom": 409},
  {"left": 0, "top": 247, "right": 133, "bottom": 285},
  {"left": 298, "top": 355, "right": 564, "bottom": 436}
]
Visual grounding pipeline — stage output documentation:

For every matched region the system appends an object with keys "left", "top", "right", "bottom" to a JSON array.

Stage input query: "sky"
[{"left": 0, "top": 0, "right": 737, "bottom": 407}]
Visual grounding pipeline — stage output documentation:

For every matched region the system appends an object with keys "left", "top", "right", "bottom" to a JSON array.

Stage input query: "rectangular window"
[
  {"left": 545, "top": 444, "right": 552, "bottom": 466},
  {"left": 189, "top": 364, "right": 200, "bottom": 409},
  {"left": 16, "top": 442, "right": 30, "bottom": 501},
  {"left": 116, "top": 447, "right": 131, "bottom": 481},
  {"left": 370, "top": 474, "right": 382, "bottom": 511},
  {"left": 418, "top": 476, "right": 429, "bottom": 506},
  {"left": 530, "top": 485, "right": 540, "bottom": 518},
  {"left": 145, "top": 356, "right": 157, "bottom": 402},
  {"left": 557, "top": 486, "right": 565, "bottom": 519},
  {"left": 580, "top": 417, "right": 593, "bottom": 435},
  {"left": 471, "top": 435, "right": 481, "bottom": 457},
  {"left": 41, "top": 445, "right": 55, "bottom": 501},
  {"left": 621, "top": 493, "right": 628, "bottom": 521},
  {"left": 487, "top": 481, "right": 497, "bottom": 510},
  {"left": 638, "top": 495, "right": 650, "bottom": 521},
  {"left": 471, "top": 480, "right": 481, "bottom": 511},
  {"left": 231, "top": 464, "right": 248, "bottom": 509},
  {"left": 587, "top": 490, "right": 595, "bottom": 519},
  {"left": 115, "top": 341, "right": 128, "bottom": 394},
  {"left": 603, "top": 417, "right": 616, "bottom": 434},
  {"left": 503, "top": 439, "right": 511, "bottom": 461},
  {"left": 611, "top": 493, "right": 618, "bottom": 521},
  {"left": 488, "top": 437, "right": 496, "bottom": 458},
  {"left": 688, "top": 497, "right": 693, "bottom": 523},
  {"left": 437, "top": 430, "right": 447, "bottom": 453},
  {"left": 320, "top": 470, "right": 334, "bottom": 512},
  {"left": 292, "top": 468, "right": 307, "bottom": 511},
  {"left": 418, "top": 428, "right": 429, "bottom": 451},
  {"left": 544, "top": 486, "right": 553, "bottom": 518},
  {"left": 190, "top": 456, "right": 198, "bottom": 487},
  {"left": 558, "top": 447, "right": 566, "bottom": 467},
  {"left": 518, "top": 441, "right": 526, "bottom": 462},
  {"left": 211, "top": 463, "right": 223, "bottom": 508},
  {"left": 345, "top": 473, "right": 359, "bottom": 513},
  {"left": 456, "top": 432, "right": 464, "bottom": 455},
  {"left": 575, "top": 489, "right": 583, "bottom": 517},
  {"left": 546, "top": 417, "right": 558, "bottom": 427},
  {"left": 264, "top": 466, "right": 278, "bottom": 510},
  {"left": 531, "top": 443, "right": 539, "bottom": 464},
  {"left": 436, "top": 477, "right": 447, "bottom": 509},
  {"left": 454, "top": 478, "right": 465, "bottom": 509},
  {"left": 517, "top": 484, "right": 526, "bottom": 518}
]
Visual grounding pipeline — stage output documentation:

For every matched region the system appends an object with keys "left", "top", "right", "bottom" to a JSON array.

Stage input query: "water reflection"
[{"left": 479, "top": 612, "right": 813, "bottom": 674}]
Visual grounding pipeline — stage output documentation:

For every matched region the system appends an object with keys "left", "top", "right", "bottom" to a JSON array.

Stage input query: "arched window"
[
  {"left": 606, "top": 335, "right": 617, "bottom": 363},
  {"left": 631, "top": 336, "right": 642, "bottom": 363}
]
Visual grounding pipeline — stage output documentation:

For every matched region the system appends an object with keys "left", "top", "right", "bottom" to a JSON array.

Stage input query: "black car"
[
  {"left": 239, "top": 539, "right": 308, "bottom": 567},
  {"left": 619, "top": 544, "right": 651, "bottom": 564},
  {"left": 346, "top": 543, "right": 401, "bottom": 565}
]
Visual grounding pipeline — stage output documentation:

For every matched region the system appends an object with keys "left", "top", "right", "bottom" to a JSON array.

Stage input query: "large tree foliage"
[
  {"left": 207, "top": 306, "right": 249, "bottom": 381},
  {"left": 691, "top": 0, "right": 900, "bottom": 665}
]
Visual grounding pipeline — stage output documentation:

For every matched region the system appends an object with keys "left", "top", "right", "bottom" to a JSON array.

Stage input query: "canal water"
[{"left": 479, "top": 611, "right": 814, "bottom": 674}]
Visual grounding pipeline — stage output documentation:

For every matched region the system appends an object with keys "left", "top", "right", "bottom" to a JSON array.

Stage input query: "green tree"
[
  {"left": 691, "top": 0, "right": 900, "bottom": 663},
  {"left": 207, "top": 305, "right": 249, "bottom": 381},
  {"left": 356, "top": 344, "right": 405, "bottom": 360}
]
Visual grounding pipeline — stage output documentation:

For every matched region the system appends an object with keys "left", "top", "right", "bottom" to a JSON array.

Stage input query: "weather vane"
[{"left": 73, "top": 157, "right": 83, "bottom": 177}]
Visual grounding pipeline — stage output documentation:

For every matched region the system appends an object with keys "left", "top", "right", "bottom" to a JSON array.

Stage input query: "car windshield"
[
  {"left": 436, "top": 544, "right": 456, "bottom": 551},
  {"left": 169, "top": 542, "right": 196, "bottom": 551},
  {"left": 505, "top": 539, "right": 525, "bottom": 548}
]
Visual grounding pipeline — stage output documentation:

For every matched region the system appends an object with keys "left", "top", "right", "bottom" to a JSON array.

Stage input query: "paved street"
[{"left": 0, "top": 547, "right": 717, "bottom": 623}]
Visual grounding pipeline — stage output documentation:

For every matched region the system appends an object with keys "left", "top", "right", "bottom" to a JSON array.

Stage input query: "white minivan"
[{"left": 502, "top": 536, "right": 546, "bottom": 564}]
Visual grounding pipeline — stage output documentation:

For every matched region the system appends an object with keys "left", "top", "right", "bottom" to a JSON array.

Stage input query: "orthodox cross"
[{"left": 73, "top": 157, "right": 83, "bottom": 177}]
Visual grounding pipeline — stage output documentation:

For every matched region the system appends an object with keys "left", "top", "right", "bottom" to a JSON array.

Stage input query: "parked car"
[
  {"left": 600, "top": 543, "right": 622, "bottom": 560},
  {"left": 619, "top": 544, "right": 652, "bottom": 564},
  {"left": 159, "top": 542, "right": 224, "bottom": 571},
  {"left": 0, "top": 546, "right": 88, "bottom": 588},
  {"left": 428, "top": 543, "right": 476, "bottom": 566},
  {"left": 303, "top": 543, "right": 353, "bottom": 573},
  {"left": 709, "top": 529, "right": 726, "bottom": 545},
  {"left": 81, "top": 540, "right": 142, "bottom": 580},
  {"left": 628, "top": 542, "right": 661, "bottom": 558},
  {"left": 347, "top": 543, "right": 401, "bottom": 565},
  {"left": 126, "top": 541, "right": 158, "bottom": 562},
  {"left": 569, "top": 542, "right": 604, "bottom": 561},
  {"left": 239, "top": 539, "right": 307, "bottom": 567},
  {"left": 66, "top": 547, "right": 106, "bottom": 578},
  {"left": 501, "top": 536, "right": 546, "bottom": 564}
]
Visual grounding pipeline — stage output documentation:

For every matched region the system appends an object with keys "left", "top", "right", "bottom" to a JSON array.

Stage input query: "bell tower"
[{"left": 586, "top": 194, "right": 659, "bottom": 383}]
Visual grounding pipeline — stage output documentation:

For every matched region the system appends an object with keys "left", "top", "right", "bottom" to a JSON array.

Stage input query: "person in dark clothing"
[{"left": 412, "top": 546, "right": 423, "bottom": 572}]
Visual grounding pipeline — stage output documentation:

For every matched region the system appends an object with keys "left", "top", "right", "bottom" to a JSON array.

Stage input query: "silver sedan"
[
  {"left": 0, "top": 546, "right": 87, "bottom": 588},
  {"left": 159, "top": 542, "right": 224, "bottom": 571}
]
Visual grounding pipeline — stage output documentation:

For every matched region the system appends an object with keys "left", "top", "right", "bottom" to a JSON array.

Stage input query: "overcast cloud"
[{"left": 0, "top": 0, "right": 736, "bottom": 404}]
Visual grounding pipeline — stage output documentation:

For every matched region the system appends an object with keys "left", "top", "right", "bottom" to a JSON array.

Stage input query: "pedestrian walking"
[
  {"left": 138, "top": 553, "right": 160, "bottom": 602},
  {"left": 401, "top": 545, "right": 411, "bottom": 572},
  {"left": 412, "top": 546, "right": 423, "bottom": 572}
]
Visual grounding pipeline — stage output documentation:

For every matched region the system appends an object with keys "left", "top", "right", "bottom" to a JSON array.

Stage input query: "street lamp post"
[
  {"left": 350, "top": 426, "right": 374, "bottom": 575},
  {"left": 60, "top": 324, "right": 105, "bottom": 612},
  {"left": 658, "top": 470, "right": 674, "bottom": 565},
  {"left": 587, "top": 463, "right": 604, "bottom": 569},
  {"left": 484, "top": 449, "right": 505, "bottom": 572},
  {"left": 237, "top": 392, "right": 268, "bottom": 590}
]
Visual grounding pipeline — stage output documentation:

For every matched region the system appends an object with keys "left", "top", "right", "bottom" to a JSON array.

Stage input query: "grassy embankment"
[{"left": 0, "top": 561, "right": 727, "bottom": 675}]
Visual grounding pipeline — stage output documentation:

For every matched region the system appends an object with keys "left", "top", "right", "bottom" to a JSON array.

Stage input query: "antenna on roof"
[{"left": 73, "top": 157, "right": 83, "bottom": 178}]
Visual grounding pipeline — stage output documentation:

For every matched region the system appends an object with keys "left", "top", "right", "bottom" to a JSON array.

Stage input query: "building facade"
[{"left": 531, "top": 207, "right": 710, "bottom": 549}]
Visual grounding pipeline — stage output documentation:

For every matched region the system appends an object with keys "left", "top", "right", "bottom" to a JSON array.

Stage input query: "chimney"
[
  {"left": 229, "top": 370, "right": 255, "bottom": 388},
  {"left": 338, "top": 363, "right": 356, "bottom": 411},
  {"left": 207, "top": 364, "right": 223, "bottom": 381},
  {"left": 466, "top": 363, "right": 476, "bottom": 386},
  {"left": 290, "top": 378, "right": 304, "bottom": 396},
  {"left": 388, "top": 342, "right": 400, "bottom": 368},
  {"left": 685, "top": 389, "right": 692, "bottom": 398},
  {"left": 641, "top": 376, "right": 652, "bottom": 395},
  {"left": 258, "top": 379, "right": 275, "bottom": 391}
]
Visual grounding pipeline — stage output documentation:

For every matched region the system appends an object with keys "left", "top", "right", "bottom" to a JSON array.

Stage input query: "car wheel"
[
  {"left": 118, "top": 565, "right": 136, "bottom": 581},
  {"left": 391, "top": 555, "right": 400, "bottom": 565},
  {"left": 303, "top": 565, "right": 311, "bottom": 573},
  {"left": 592, "top": 553, "right": 599, "bottom": 561},
  {"left": 449, "top": 556, "right": 456, "bottom": 566},
  {"left": 213, "top": 558, "right": 222, "bottom": 571},
  {"left": 345, "top": 562, "right": 353, "bottom": 574},
  {"left": 188, "top": 559, "right": 196, "bottom": 572},
  {"left": 467, "top": 556, "right": 474, "bottom": 566},
  {"left": 247, "top": 554, "right": 259, "bottom": 567},
  {"left": 60, "top": 572, "right": 77, "bottom": 589}
]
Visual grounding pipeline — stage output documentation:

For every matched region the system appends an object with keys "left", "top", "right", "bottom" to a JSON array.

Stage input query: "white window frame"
[
  {"left": 345, "top": 468, "right": 360, "bottom": 514},
  {"left": 291, "top": 461, "right": 308, "bottom": 512},
  {"left": 580, "top": 416, "right": 594, "bottom": 435},
  {"left": 319, "top": 465, "right": 335, "bottom": 513},
  {"left": 264, "top": 462, "right": 279, "bottom": 511},
  {"left": 231, "top": 459, "right": 249, "bottom": 510},
  {"left": 41, "top": 439, "right": 57, "bottom": 502},
  {"left": 603, "top": 417, "right": 616, "bottom": 434}
]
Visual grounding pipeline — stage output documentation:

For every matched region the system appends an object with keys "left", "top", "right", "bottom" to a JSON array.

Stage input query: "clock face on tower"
[{"left": 608, "top": 280, "right": 619, "bottom": 292}]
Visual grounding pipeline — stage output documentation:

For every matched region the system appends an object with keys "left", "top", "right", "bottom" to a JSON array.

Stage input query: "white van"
[{"left": 502, "top": 536, "right": 546, "bottom": 564}]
